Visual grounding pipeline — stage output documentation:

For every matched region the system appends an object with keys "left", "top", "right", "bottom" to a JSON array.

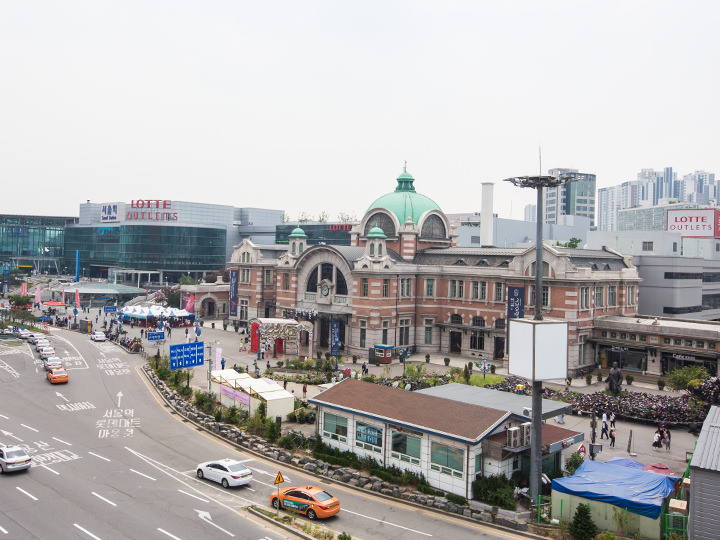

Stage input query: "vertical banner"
[
  {"left": 62, "top": 289, "right": 66, "bottom": 304},
  {"left": 229, "top": 270, "right": 238, "bottom": 317},
  {"left": 21, "top": 282, "right": 27, "bottom": 296},
  {"left": 507, "top": 286, "right": 525, "bottom": 320},
  {"left": 215, "top": 347, "right": 223, "bottom": 371},
  {"left": 75, "top": 289, "right": 81, "bottom": 308},
  {"left": 330, "top": 321, "right": 340, "bottom": 357},
  {"left": 35, "top": 286, "right": 41, "bottom": 305},
  {"left": 181, "top": 293, "right": 195, "bottom": 313}
]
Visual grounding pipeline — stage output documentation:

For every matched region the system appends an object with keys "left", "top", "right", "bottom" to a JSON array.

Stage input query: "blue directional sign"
[
  {"left": 104, "top": 306, "right": 117, "bottom": 313},
  {"left": 169, "top": 342, "right": 204, "bottom": 370},
  {"left": 147, "top": 331, "right": 165, "bottom": 342}
]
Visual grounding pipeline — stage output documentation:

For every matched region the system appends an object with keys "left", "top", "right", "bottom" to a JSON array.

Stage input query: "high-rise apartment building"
[
  {"left": 544, "top": 168, "right": 596, "bottom": 227},
  {"left": 523, "top": 204, "right": 536, "bottom": 222}
]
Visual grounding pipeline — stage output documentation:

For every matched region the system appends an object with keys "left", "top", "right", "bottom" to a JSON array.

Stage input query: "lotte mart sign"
[{"left": 667, "top": 208, "right": 720, "bottom": 238}]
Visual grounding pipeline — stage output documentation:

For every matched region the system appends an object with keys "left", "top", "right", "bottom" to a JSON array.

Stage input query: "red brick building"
[{"left": 228, "top": 170, "right": 640, "bottom": 376}]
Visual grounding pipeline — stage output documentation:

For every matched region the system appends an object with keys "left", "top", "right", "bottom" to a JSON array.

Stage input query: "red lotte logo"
[
  {"left": 667, "top": 208, "right": 719, "bottom": 238},
  {"left": 127, "top": 200, "right": 178, "bottom": 221}
]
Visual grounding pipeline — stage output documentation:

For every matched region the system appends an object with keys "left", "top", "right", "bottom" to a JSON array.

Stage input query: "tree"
[
  {"left": 569, "top": 503, "right": 598, "bottom": 540},
  {"left": 317, "top": 211, "right": 329, "bottom": 223},
  {"left": 281, "top": 213, "right": 291, "bottom": 223},
  {"left": 9, "top": 295, "right": 33, "bottom": 307},
  {"left": 298, "top": 212, "right": 313, "bottom": 223},
  {"left": 337, "top": 211, "right": 357, "bottom": 223},
  {"left": 668, "top": 365, "right": 710, "bottom": 393},
  {"left": 565, "top": 453, "right": 584, "bottom": 476},
  {"left": 555, "top": 237, "right": 582, "bottom": 248},
  {"left": 178, "top": 275, "right": 195, "bottom": 286}
]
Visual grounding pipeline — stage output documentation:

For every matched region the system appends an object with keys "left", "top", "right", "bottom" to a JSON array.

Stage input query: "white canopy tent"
[{"left": 211, "top": 371, "right": 294, "bottom": 419}]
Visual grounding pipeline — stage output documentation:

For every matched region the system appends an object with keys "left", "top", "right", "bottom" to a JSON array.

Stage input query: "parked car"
[
  {"left": 195, "top": 459, "right": 253, "bottom": 488},
  {"left": 90, "top": 331, "right": 106, "bottom": 342},
  {"left": 43, "top": 357, "right": 63, "bottom": 371},
  {"left": 0, "top": 444, "right": 32, "bottom": 473},
  {"left": 270, "top": 486, "right": 341, "bottom": 519},
  {"left": 34, "top": 339, "right": 50, "bottom": 351},
  {"left": 39, "top": 347, "right": 56, "bottom": 360},
  {"left": 27, "top": 333, "right": 45, "bottom": 344},
  {"left": 47, "top": 368, "right": 69, "bottom": 384},
  {"left": 18, "top": 330, "right": 32, "bottom": 340}
]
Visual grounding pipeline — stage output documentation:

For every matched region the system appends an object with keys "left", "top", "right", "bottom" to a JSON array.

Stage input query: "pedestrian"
[
  {"left": 140, "top": 328, "right": 144, "bottom": 338},
  {"left": 283, "top": 379, "right": 287, "bottom": 390},
  {"left": 602, "top": 411, "right": 608, "bottom": 424},
  {"left": 610, "top": 412, "right": 616, "bottom": 428},
  {"left": 652, "top": 430, "right": 662, "bottom": 451},
  {"left": 600, "top": 420, "right": 609, "bottom": 439},
  {"left": 609, "top": 427, "right": 616, "bottom": 447},
  {"left": 221, "top": 357, "right": 225, "bottom": 370},
  {"left": 664, "top": 429, "right": 671, "bottom": 452},
  {"left": 302, "top": 383, "right": 307, "bottom": 399},
  {"left": 185, "top": 328, "right": 189, "bottom": 338},
  {"left": 261, "top": 345, "right": 265, "bottom": 360},
  {"left": 96, "top": 315, "right": 98, "bottom": 323},
  {"left": 266, "top": 359, "right": 270, "bottom": 371},
  {"left": 255, "top": 366, "right": 260, "bottom": 378}
]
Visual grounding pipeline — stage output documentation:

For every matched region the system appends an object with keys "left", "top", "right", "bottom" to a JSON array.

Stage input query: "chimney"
[{"left": 480, "top": 182, "right": 494, "bottom": 247}]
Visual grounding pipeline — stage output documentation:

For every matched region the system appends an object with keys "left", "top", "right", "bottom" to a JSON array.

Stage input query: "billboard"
[
  {"left": 181, "top": 293, "right": 195, "bottom": 313},
  {"left": 667, "top": 208, "right": 719, "bottom": 238},
  {"left": 169, "top": 342, "right": 204, "bottom": 370},
  {"left": 229, "top": 269, "right": 238, "bottom": 317},
  {"left": 507, "top": 286, "right": 525, "bottom": 320}
]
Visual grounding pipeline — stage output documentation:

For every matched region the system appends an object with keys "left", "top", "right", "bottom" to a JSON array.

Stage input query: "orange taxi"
[
  {"left": 270, "top": 485, "right": 340, "bottom": 519},
  {"left": 47, "top": 368, "right": 69, "bottom": 384}
]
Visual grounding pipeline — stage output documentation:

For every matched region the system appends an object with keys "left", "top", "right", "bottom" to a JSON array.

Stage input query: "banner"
[
  {"left": 21, "top": 282, "right": 27, "bottom": 296},
  {"left": 507, "top": 286, "right": 525, "bottom": 319},
  {"left": 229, "top": 270, "right": 238, "bottom": 317},
  {"left": 75, "top": 289, "right": 81, "bottom": 308},
  {"left": 35, "top": 286, "right": 41, "bottom": 305},
  {"left": 181, "top": 293, "right": 195, "bottom": 313},
  {"left": 330, "top": 321, "right": 340, "bottom": 357},
  {"left": 215, "top": 347, "right": 223, "bottom": 371},
  {"left": 62, "top": 289, "right": 65, "bottom": 304}
]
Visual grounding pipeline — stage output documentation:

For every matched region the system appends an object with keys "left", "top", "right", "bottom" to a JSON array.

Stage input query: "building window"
[
  {"left": 424, "top": 319, "right": 433, "bottom": 345},
  {"left": 470, "top": 331, "right": 484, "bottom": 350},
  {"left": 627, "top": 285, "right": 636, "bottom": 306},
  {"left": 495, "top": 319, "right": 505, "bottom": 330},
  {"left": 241, "top": 269, "right": 250, "bottom": 283},
  {"left": 471, "top": 281, "right": 479, "bottom": 299},
  {"left": 382, "top": 321, "right": 389, "bottom": 344},
  {"left": 696, "top": 341, "right": 704, "bottom": 348},
  {"left": 494, "top": 283, "right": 504, "bottom": 302},
  {"left": 673, "top": 242, "right": 678, "bottom": 253},
  {"left": 370, "top": 243, "right": 375, "bottom": 256},
  {"left": 480, "top": 281, "right": 487, "bottom": 300},
  {"left": 400, "top": 278, "right": 412, "bottom": 297},
  {"left": 450, "top": 314, "right": 462, "bottom": 325},
  {"left": 595, "top": 287, "right": 604, "bottom": 307},
  {"left": 663, "top": 337, "right": 671, "bottom": 345},
  {"left": 472, "top": 316, "right": 485, "bottom": 327},
  {"left": 578, "top": 335, "right": 587, "bottom": 365},
  {"left": 674, "top": 338, "right": 682, "bottom": 346},
  {"left": 399, "top": 319, "right": 410, "bottom": 346},
  {"left": 359, "top": 320, "right": 366, "bottom": 348},
  {"left": 383, "top": 279, "right": 389, "bottom": 297},
  {"left": 323, "top": 412, "right": 348, "bottom": 442},
  {"left": 283, "top": 273, "right": 290, "bottom": 290},
  {"left": 642, "top": 241, "right": 654, "bottom": 251},
  {"left": 449, "top": 280, "right": 464, "bottom": 299},
  {"left": 265, "top": 269, "right": 272, "bottom": 285},
  {"left": 391, "top": 431, "right": 421, "bottom": 464},
  {"left": 239, "top": 300, "right": 248, "bottom": 320},
  {"left": 430, "top": 442, "right": 464, "bottom": 477},
  {"left": 425, "top": 279, "right": 435, "bottom": 297},
  {"left": 580, "top": 287, "right": 590, "bottom": 309},
  {"left": 709, "top": 342, "right": 716, "bottom": 350},
  {"left": 608, "top": 286, "right": 617, "bottom": 307},
  {"left": 531, "top": 286, "right": 549, "bottom": 307},
  {"left": 450, "top": 280, "right": 456, "bottom": 298},
  {"left": 356, "top": 422, "right": 383, "bottom": 452},
  {"left": 362, "top": 278, "right": 368, "bottom": 297},
  {"left": 639, "top": 334, "right": 646, "bottom": 342}
]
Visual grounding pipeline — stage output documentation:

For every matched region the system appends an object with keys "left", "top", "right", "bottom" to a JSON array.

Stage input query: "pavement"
[{"left": 46, "top": 311, "right": 700, "bottom": 477}]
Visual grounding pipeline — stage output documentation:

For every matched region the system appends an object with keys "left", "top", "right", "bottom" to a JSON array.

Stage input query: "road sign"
[
  {"left": 104, "top": 306, "right": 117, "bottom": 313},
  {"left": 578, "top": 443, "right": 586, "bottom": 458},
  {"left": 274, "top": 471, "right": 285, "bottom": 485},
  {"left": 147, "top": 331, "right": 165, "bottom": 342},
  {"left": 169, "top": 342, "right": 204, "bottom": 370}
]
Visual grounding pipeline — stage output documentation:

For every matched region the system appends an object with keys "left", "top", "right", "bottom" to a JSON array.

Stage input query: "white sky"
[{"left": 2, "top": 1, "right": 718, "bottom": 222}]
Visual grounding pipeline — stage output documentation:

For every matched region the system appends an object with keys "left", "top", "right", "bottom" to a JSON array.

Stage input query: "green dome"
[
  {"left": 366, "top": 170, "right": 441, "bottom": 224},
  {"left": 289, "top": 227, "right": 307, "bottom": 239},
  {"left": 366, "top": 225, "right": 387, "bottom": 239}
]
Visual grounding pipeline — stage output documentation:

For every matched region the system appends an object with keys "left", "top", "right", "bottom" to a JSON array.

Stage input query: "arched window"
[
  {"left": 370, "top": 243, "right": 375, "bottom": 256},
  {"left": 530, "top": 261, "right": 550, "bottom": 277},
  {"left": 450, "top": 314, "right": 463, "bottom": 325},
  {"left": 306, "top": 263, "right": 348, "bottom": 295},
  {"left": 378, "top": 243, "right": 383, "bottom": 256},
  {"left": 421, "top": 214, "right": 446, "bottom": 239},
  {"left": 306, "top": 267, "right": 318, "bottom": 292},
  {"left": 299, "top": 242, "right": 304, "bottom": 254},
  {"left": 495, "top": 319, "right": 506, "bottom": 330},
  {"left": 291, "top": 242, "right": 296, "bottom": 255},
  {"left": 336, "top": 271, "right": 348, "bottom": 295},
  {"left": 364, "top": 212, "right": 396, "bottom": 237},
  {"left": 472, "top": 316, "right": 485, "bottom": 327}
]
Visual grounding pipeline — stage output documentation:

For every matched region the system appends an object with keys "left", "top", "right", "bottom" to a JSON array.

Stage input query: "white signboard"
[
  {"left": 667, "top": 208, "right": 719, "bottom": 238},
  {"left": 508, "top": 318, "right": 568, "bottom": 381}
]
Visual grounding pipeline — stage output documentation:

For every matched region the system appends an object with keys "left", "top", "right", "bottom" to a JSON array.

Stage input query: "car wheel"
[
  {"left": 271, "top": 498, "right": 280, "bottom": 509},
  {"left": 221, "top": 478, "right": 229, "bottom": 488},
  {"left": 0, "top": 464, "right": 4, "bottom": 473},
  {"left": 196, "top": 469, "right": 204, "bottom": 479},
  {"left": 306, "top": 509, "right": 317, "bottom": 520}
]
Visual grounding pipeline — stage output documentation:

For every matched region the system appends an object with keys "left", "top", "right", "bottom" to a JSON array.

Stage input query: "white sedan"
[
  {"left": 90, "top": 331, "right": 106, "bottom": 342},
  {"left": 196, "top": 459, "right": 253, "bottom": 488}
]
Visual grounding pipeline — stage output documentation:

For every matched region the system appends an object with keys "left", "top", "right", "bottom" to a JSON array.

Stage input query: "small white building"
[{"left": 212, "top": 370, "right": 295, "bottom": 420}]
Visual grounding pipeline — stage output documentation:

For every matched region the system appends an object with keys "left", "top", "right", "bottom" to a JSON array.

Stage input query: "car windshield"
[
  {"left": 227, "top": 463, "right": 249, "bottom": 473},
  {"left": 313, "top": 491, "right": 333, "bottom": 502},
  {"left": 6, "top": 450, "right": 28, "bottom": 459},
  {"left": 53, "top": 370, "right": 67, "bottom": 375}
]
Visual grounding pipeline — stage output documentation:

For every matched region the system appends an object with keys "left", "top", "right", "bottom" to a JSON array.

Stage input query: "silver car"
[
  {"left": 43, "top": 357, "right": 63, "bottom": 371},
  {"left": 196, "top": 458, "right": 253, "bottom": 488},
  {"left": 0, "top": 444, "right": 32, "bottom": 473}
]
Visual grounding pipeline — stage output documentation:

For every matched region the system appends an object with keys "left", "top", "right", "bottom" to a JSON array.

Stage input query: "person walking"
[
  {"left": 221, "top": 357, "right": 225, "bottom": 370},
  {"left": 609, "top": 427, "right": 616, "bottom": 448},
  {"left": 185, "top": 327, "right": 189, "bottom": 339},
  {"left": 302, "top": 383, "right": 307, "bottom": 400},
  {"left": 610, "top": 412, "right": 616, "bottom": 428},
  {"left": 261, "top": 345, "right": 265, "bottom": 360},
  {"left": 664, "top": 429, "right": 671, "bottom": 452},
  {"left": 283, "top": 379, "right": 287, "bottom": 390},
  {"left": 600, "top": 420, "right": 609, "bottom": 439},
  {"left": 652, "top": 430, "right": 662, "bottom": 451}
]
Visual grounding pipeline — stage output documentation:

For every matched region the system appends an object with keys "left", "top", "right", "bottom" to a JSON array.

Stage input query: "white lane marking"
[
  {"left": 73, "top": 523, "right": 103, "bottom": 540},
  {"left": 0, "top": 429, "right": 22, "bottom": 442},
  {"left": 195, "top": 510, "right": 235, "bottom": 537},
  {"left": 0, "top": 524, "right": 8, "bottom": 534},
  {"left": 157, "top": 529, "right": 183, "bottom": 540},
  {"left": 0, "top": 413, "right": 8, "bottom": 419},
  {"left": 342, "top": 508, "right": 433, "bottom": 537},
  {"left": 16, "top": 487, "right": 38, "bottom": 501},
  {"left": 88, "top": 452, "right": 110, "bottom": 462},
  {"left": 250, "top": 467, "right": 288, "bottom": 483},
  {"left": 178, "top": 489, "right": 209, "bottom": 503},
  {"left": 92, "top": 492, "right": 117, "bottom": 507},
  {"left": 20, "top": 424, "right": 38, "bottom": 432},
  {"left": 41, "top": 464, "right": 60, "bottom": 475},
  {"left": 130, "top": 469, "right": 156, "bottom": 481},
  {"left": 53, "top": 437, "right": 72, "bottom": 446}
]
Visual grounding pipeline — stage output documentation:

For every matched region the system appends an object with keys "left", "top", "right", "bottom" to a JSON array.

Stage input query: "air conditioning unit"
[
  {"left": 521, "top": 422, "right": 532, "bottom": 446},
  {"left": 507, "top": 427, "right": 521, "bottom": 448},
  {"left": 522, "top": 407, "right": 532, "bottom": 417}
]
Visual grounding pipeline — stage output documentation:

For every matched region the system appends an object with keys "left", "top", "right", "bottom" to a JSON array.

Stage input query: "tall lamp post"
[{"left": 504, "top": 174, "right": 573, "bottom": 506}]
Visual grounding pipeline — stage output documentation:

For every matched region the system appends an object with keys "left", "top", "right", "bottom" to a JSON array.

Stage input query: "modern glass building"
[
  {"left": 275, "top": 223, "right": 353, "bottom": 246},
  {"left": 0, "top": 214, "right": 78, "bottom": 273}
]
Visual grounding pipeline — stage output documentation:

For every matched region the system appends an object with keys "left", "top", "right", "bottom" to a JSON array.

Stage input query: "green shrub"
[
  {"left": 276, "top": 360, "right": 283, "bottom": 368},
  {"left": 569, "top": 503, "right": 598, "bottom": 540},
  {"left": 625, "top": 374, "right": 634, "bottom": 385},
  {"left": 214, "top": 410, "right": 222, "bottom": 422},
  {"left": 565, "top": 453, "right": 585, "bottom": 476},
  {"left": 471, "top": 474, "right": 516, "bottom": 510},
  {"left": 194, "top": 391, "right": 215, "bottom": 414},
  {"left": 156, "top": 367, "right": 171, "bottom": 381},
  {"left": 444, "top": 357, "right": 451, "bottom": 366},
  {"left": 658, "top": 379, "right": 666, "bottom": 390},
  {"left": 265, "top": 417, "right": 281, "bottom": 443},
  {"left": 338, "top": 533, "right": 352, "bottom": 540},
  {"left": 585, "top": 374, "right": 592, "bottom": 385},
  {"left": 598, "top": 531, "right": 616, "bottom": 540},
  {"left": 597, "top": 372, "right": 603, "bottom": 382},
  {"left": 490, "top": 364, "right": 496, "bottom": 374},
  {"left": 446, "top": 493, "right": 467, "bottom": 506}
]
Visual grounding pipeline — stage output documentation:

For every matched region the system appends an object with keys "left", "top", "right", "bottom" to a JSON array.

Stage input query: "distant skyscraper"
[
  {"left": 597, "top": 185, "right": 620, "bottom": 231},
  {"left": 545, "top": 168, "right": 597, "bottom": 227},
  {"left": 524, "top": 204, "right": 537, "bottom": 222}
]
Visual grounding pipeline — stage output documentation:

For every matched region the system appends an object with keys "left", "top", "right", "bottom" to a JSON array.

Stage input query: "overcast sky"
[{"left": 2, "top": 1, "right": 718, "bottom": 222}]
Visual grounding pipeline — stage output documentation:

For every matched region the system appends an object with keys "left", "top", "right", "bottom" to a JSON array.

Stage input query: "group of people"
[{"left": 652, "top": 425, "right": 672, "bottom": 452}]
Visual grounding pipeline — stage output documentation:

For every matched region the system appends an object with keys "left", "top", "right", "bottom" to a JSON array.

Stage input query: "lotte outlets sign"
[{"left": 667, "top": 208, "right": 720, "bottom": 238}]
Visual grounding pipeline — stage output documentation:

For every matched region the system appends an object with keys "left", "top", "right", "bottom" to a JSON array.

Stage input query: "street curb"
[
  {"left": 138, "top": 362, "right": 549, "bottom": 540},
  {"left": 246, "top": 507, "right": 315, "bottom": 540}
]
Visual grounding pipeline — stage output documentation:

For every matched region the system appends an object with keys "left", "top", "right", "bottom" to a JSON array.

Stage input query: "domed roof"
[
  {"left": 366, "top": 225, "right": 387, "bottom": 239},
  {"left": 366, "top": 169, "right": 441, "bottom": 225},
  {"left": 289, "top": 227, "right": 307, "bottom": 238}
]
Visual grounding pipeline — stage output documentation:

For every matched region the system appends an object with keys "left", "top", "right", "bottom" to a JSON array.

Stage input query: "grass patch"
[{"left": 469, "top": 374, "right": 505, "bottom": 386}]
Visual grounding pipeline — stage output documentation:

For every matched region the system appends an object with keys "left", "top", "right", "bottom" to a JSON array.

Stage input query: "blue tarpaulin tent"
[
  {"left": 552, "top": 460, "right": 679, "bottom": 519},
  {"left": 606, "top": 457, "right": 646, "bottom": 470}
]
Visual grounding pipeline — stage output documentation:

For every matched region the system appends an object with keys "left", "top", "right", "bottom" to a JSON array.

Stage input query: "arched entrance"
[{"left": 201, "top": 298, "right": 216, "bottom": 318}]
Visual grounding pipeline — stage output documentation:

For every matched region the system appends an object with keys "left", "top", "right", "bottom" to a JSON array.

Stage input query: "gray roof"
[
  {"left": 690, "top": 404, "right": 720, "bottom": 472},
  {"left": 51, "top": 282, "right": 146, "bottom": 295},
  {"left": 416, "top": 383, "right": 570, "bottom": 420}
]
